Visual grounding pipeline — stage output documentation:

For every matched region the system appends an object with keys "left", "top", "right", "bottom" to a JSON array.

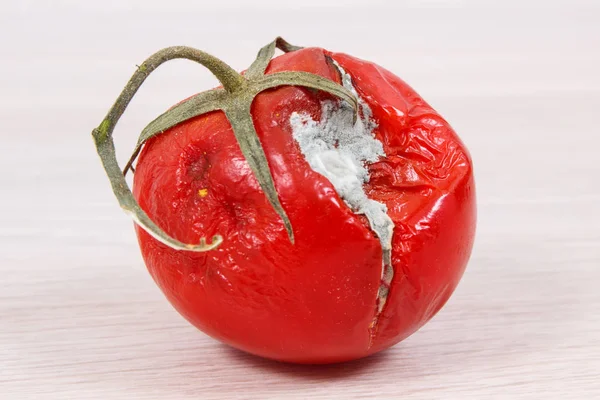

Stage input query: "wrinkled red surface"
[{"left": 133, "top": 47, "right": 476, "bottom": 364}]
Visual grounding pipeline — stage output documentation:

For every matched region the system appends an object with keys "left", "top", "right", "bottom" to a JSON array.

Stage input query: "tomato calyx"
[{"left": 92, "top": 37, "right": 358, "bottom": 252}]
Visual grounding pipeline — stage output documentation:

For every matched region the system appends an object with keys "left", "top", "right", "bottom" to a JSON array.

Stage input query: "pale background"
[{"left": 1, "top": 0, "right": 599, "bottom": 399}]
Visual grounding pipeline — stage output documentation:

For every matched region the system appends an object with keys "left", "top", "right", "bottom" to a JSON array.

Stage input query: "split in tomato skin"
[
  {"left": 328, "top": 52, "right": 476, "bottom": 353},
  {"left": 133, "top": 47, "right": 475, "bottom": 364}
]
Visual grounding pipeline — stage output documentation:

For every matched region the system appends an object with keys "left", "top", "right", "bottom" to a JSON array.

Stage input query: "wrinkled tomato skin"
[{"left": 133, "top": 48, "right": 476, "bottom": 364}]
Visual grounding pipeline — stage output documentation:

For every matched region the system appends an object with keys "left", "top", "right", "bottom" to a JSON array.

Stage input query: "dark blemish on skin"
[{"left": 188, "top": 154, "right": 210, "bottom": 181}]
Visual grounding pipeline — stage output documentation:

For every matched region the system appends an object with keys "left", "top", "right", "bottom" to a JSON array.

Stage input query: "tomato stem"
[{"left": 92, "top": 38, "right": 358, "bottom": 252}]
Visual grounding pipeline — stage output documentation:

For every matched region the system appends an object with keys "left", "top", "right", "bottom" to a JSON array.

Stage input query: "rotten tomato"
[{"left": 92, "top": 38, "right": 476, "bottom": 364}]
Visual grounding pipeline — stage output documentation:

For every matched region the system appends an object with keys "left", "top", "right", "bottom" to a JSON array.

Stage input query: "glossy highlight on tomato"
[{"left": 128, "top": 46, "right": 476, "bottom": 364}]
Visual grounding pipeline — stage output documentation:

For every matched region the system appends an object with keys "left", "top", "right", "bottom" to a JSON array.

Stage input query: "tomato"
[{"left": 93, "top": 39, "right": 475, "bottom": 364}]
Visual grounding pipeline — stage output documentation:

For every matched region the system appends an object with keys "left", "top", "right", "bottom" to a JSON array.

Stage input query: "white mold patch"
[{"left": 290, "top": 60, "right": 395, "bottom": 343}]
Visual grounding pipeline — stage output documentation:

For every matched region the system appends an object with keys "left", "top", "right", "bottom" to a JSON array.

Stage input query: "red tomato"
[{"left": 132, "top": 47, "right": 475, "bottom": 364}]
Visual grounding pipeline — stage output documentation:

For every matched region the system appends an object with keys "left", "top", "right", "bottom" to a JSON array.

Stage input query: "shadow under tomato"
[{"left": 220, "top": 345, "right": 390, "bottom": 381}]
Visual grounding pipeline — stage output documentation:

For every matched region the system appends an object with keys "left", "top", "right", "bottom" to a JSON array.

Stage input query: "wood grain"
[{"left": 1, "top": 1, "right": 599, "bottom": 399}]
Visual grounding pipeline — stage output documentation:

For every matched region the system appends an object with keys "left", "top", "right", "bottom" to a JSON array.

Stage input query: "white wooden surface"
[{"left": 1, "top": 1, "right": 599, "bottom": 399}]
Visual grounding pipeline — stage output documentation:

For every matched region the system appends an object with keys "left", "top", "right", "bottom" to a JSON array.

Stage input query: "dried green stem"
[
  {"left": 93, "top": 38, "right": 357, "bottom": 252},
  {"left": 224, "top": 99, "right": 295, "bottom": 243},
  {"left": 275, "top": 37, "right": 304, "bottom": 53}
]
